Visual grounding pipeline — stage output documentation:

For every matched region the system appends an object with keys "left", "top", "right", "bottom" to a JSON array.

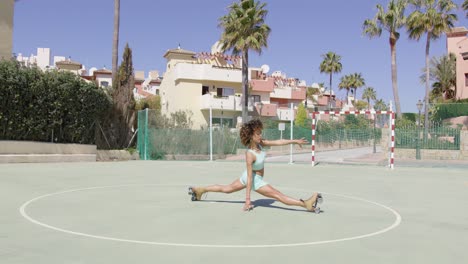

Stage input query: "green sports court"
[{"left": 1, "top": 160, "right": 467, "bottom": 264}]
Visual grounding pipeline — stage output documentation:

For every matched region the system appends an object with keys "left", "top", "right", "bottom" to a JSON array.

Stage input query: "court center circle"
[{"left": 19, "top": 184, "right": 402, "bottom": 248}]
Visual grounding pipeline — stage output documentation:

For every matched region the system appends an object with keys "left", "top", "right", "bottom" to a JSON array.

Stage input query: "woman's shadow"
[{"left": 201, "top": 198, "right": 323, "bottom": 213}]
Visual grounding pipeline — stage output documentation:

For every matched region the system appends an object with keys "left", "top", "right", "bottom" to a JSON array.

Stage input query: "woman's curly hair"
[{"left": 240, "top": 119, "right": 263, "bottom": 147}]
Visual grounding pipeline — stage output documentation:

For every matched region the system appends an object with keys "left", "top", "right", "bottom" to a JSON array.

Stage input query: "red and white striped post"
[
  {"left": 311, "top": 113, "right": 316, "bottom": 167},
  {"left": 390, "top": 111, "right": 395, "bottom": 169}
]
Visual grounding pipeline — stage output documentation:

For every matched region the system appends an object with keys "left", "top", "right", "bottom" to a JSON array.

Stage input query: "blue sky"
[{"left": 12, "top": 0, "right": 467, "bottom": 112}]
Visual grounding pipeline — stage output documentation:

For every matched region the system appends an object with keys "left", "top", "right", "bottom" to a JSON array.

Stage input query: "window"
[
  {"left": 465, "top": 74, "right": 468, "bottom": 86},
  {"left": 216, "top": 87, "right": 234, "bottom": 97},
  {"left": 202, "top": 86, "right": 209, "bottom": 95},
  {"left": 100, "top": 81, "right": 109, "bottom": 87},
  {"left": 212, "top": 117, "right": 234, "bottom": 128},
  {"left": 251, "top": 95, "right": 261, "bottom": 103}
]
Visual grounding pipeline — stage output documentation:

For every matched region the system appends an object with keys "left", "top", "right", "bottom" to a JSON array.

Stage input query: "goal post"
[{"left": 311, "top": 110, "right": 395, "bottom": 169}]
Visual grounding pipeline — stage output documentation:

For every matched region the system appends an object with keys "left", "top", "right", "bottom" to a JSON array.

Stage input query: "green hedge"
[
  {"left": 0, "top": 60, "right": 111, "bottom": 144},
  {"left": 432, "top": 103, "right": 468, "bottom": 121}
]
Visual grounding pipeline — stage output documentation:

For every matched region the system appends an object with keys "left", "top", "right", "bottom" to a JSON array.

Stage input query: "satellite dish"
[
  {"left": 261, "top": 64, "right": 270, "bottom": 74},
  {"left": 211, "top": 41, "right": 223, "bottom": 53},
  {"left": 89, "top": 67, "right": 97, "bottom": 76}
]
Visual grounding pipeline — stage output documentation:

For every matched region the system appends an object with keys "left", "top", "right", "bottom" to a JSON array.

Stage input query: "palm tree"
[
  {"left": 112, "top": 0, "right": 120, "bottom": 86},
  {"left": 463, "top": 0, "right": 468, "bottom": 17},
  {"left": 363, "top": 0, "right": 407, "bottom": 118},
  {"left": 406, "top": 0, "right": 458, "bottom": 134},
  {"left": 305, "top": 85, "right": 319, "bottom": 108},
  {"left": 421, "top": 53, "right": 456, "bottom": 101},
  {"left": 374, "top": 98, "right": 389, "bottom": 127},
  {"left": 338, "top": 74, "right": 352, "bottom": 101},
  {"left": 219, "top": 0, "right": 271, "bottom": 124},
  {"left": 320, "top": 52, "right": 342, "bottom": 110},
  {"left": 349, "top": 73, "right": 366, "bottom": 104},
  {"left": 362, "top": 87, "right": 377, "bottom": 110},
  {"left": 374, "top": 99, "right": 388, "bottom": 111}
]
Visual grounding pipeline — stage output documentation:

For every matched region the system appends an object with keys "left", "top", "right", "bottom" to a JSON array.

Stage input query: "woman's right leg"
[
  {"left": 191, "top": 179, "right": 245, "bottom": 200},
  {"left": 203, "top": 179, "right": 246, "bottom": 193}
]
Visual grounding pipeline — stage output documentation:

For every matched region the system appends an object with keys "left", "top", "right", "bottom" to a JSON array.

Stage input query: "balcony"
[
  {"left": 270, "top": 87, "right": 306, "bottom": 100},
  {"left": 291, "top": 87, "right": 306, "bottom": 100},
  {"left": 173, "top": 63, "right": 241, "bottom": 83},
  {"left": 251, "top": 78, "right": 275, "bottom": 92},
  {"left": 254, "top": 102, "right": 277, "bottom": 117},
  {"left": 200, "top": 94, "right": 253, "bottom": 111}
]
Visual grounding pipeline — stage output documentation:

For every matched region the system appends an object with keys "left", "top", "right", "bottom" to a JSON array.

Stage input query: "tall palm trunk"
[
  {"left": 390, "top": 35, "right": 401, "bottom": 117},
  {"left": 242, "top": 50, "right": 249, "bottom": 123},
  {"left": 112, "top": 0, "right": 120, "bottom": 85},
  {"left": 328, "top": 73, "right": 332, "bottom": 109},
  {"left": 424, "top": 32, "right": 431, "bottom": 136}
]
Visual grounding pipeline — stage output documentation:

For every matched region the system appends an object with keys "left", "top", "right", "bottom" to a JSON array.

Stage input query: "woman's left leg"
[{"left": 190, "top": 179, "right": 245, "bottom": 200}]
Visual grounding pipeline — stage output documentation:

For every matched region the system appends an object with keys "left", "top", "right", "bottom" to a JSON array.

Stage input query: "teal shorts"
[{"left": 239, "top": 171, "right": 268, "bottom": 191}]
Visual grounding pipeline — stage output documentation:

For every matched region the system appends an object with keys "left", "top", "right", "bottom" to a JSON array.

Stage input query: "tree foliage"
[
  {"left": 421, "top": 53, "right": 456, "bottom": 101},
  {"left": 319, "top": 51, "right": 342, "bottom": 108},
  {"left": 99, "top": 43, "right": 137, "bottom": 149},
  {"left": 294, "top": 103, "right": 307, "bottom": 128},
  {"left": 0, "top": 60, "right": 111, "bottom": 143},
  {"left": 135, "top": 95, "right": 161, "bottom": 111},
  {"left": 407, "top": 0, "right": 458, "bottom": 131},
  {"left": 218, "top": 0, "right": 271, "bottom": 123},
  {"left": 363, "top": 0, "right": 407, "bottom": 117}
]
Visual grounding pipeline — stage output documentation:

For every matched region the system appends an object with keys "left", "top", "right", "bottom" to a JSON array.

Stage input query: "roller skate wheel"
[
  {"left": 191, "top": 195, "right": 197, "bottom": 201},
  {"left": 317, "top": 194, "right": 323, "bottom": 204},
  {"left": 188, "top": 187, "right": 193, "bottom": 195},
  {"left": 314, "top": 207, "right": 321, "bottom": 214}
]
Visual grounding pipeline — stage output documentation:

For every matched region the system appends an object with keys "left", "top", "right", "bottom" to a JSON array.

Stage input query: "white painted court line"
[{"left": 19, "top": 184, "right": 402, "bottom": 248}]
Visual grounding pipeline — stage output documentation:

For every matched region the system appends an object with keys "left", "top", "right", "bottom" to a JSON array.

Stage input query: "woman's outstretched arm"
[{"left": 262, "top": 138, "right": 308, "bottom": 147}]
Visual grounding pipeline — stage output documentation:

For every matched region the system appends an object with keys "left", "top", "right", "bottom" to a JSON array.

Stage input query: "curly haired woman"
[{"left": 189, "top": 119, "right": 322, "bottom": 213}]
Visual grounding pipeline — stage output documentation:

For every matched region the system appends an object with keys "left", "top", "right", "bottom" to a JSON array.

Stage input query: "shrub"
[{"left": 0, "top": 60, "right": 111, "bottom": 144}]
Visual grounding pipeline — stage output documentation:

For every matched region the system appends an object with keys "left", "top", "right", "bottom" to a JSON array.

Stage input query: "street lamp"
[
  {"left": 416, "top": 100, "right": 423, "bottom": 126},
  {"left": 416, "top": 99, "right": 423, "bottom": 160}
]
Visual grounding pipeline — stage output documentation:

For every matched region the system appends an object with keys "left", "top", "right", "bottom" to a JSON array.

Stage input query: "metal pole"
[
  {"left": 289, "top": 102, "right": 293, "bottom": 164},
  {"left": 390, "top": 111, "right": 395, "bottom": 169},
  {"left": 144, "top": 108, "right": 148, "bottom": 160},
  {"left": 209, "top": 105, "right": 213, "bottom": 161},
  {"left": 373, "top": 115, "right": 376, "bottom": 154},
  {"left": 280, "top": 130, "right": 283, "bottom": 152},
  {"left": 416, "top": 109, "right": 421, "bottom": 160},
  {"left": 388, "top": 101, "right": 395, "bottom": 169},
  {"left": 312, "top": 113, "right": 316, "bottom": 167}
]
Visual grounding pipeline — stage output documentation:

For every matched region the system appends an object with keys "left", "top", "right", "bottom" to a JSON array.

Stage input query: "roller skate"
[
  {"left": 188, "top": 186, "right": 206, "bottom": 201},
  {"left": 301, "top": 192, "right": 323, "bottom": 214}
]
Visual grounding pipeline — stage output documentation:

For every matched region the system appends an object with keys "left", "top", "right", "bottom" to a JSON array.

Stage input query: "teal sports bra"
[{"left": 248, "top": 146, "right": 266, "bottom": 170}]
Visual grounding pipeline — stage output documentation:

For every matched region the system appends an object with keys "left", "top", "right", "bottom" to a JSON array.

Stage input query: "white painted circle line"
[{"left": 19, "top": 184, "right": 402, "bottom": 248}]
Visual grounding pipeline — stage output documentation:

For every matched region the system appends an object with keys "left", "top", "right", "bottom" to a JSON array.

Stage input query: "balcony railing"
[
  {"left": 173, "top": 63, "right": 241, "bottom": 83},
  {"left": 270, "top": 87, "right": 306, "bottom": 100},
  {"left": 200, "top": 94, "right": 253, "bottom": 111},
  {"left": 291, "top": 87, "right": 306, "bottom": 100},
  {"left": 251, "top": 78, "right": 275, "bottom": 92}
]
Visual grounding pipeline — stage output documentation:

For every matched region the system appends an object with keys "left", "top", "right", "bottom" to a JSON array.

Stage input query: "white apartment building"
[
  {"left": 159, "top": 44, "right": 308, "bottom": 129},
  {"left": 15, "top": 47, "right": 85, "bottom": 75}
]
